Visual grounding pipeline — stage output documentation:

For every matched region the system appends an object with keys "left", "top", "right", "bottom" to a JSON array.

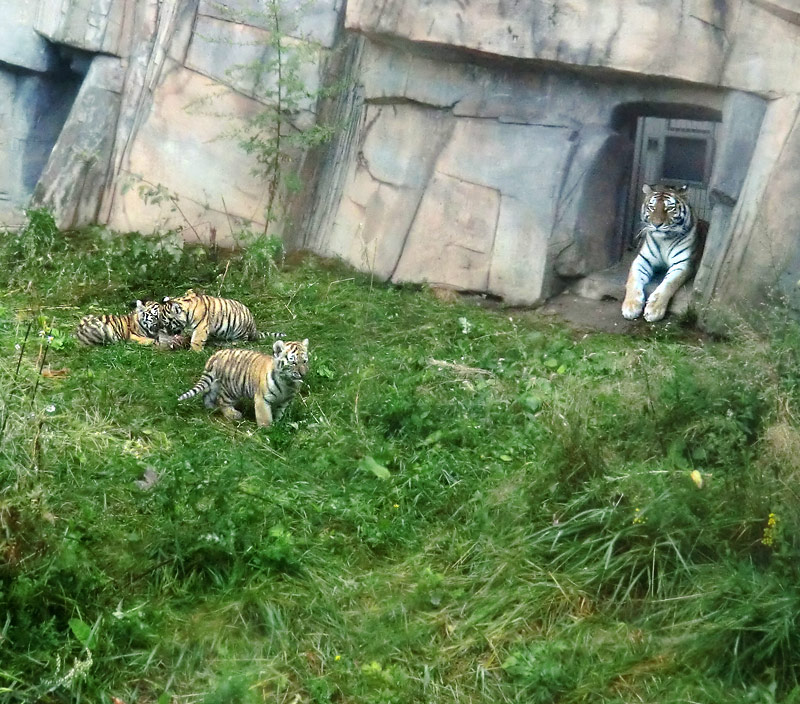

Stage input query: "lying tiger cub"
[
  {"left": 160, "top": 289, "right": 284, "bottom": 351},
  {"left": 178, "top": 339, "right": 309, "bottom": 427},
  {"left": 76, "top": 300, "right": 183, "bottom": 347}
]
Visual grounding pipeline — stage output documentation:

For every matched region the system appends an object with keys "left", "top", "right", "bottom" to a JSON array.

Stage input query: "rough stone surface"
[
  {"left": 31, "top": 56, "right": 125, "bottom": 229},
  {"left": 703, "top": 95, "right": 800, "bottom": 311},
  {"left": 198, "top": 0, "right": 343, "bottom": 48},
  {"left": 35, "top": 0, "right": 134, "bottom": 56},
  {"left": 185, "top": 14, "right": 324, "bottom": 125},
  {"left": 106, "top": 62, "right": 269, "bottom": 242},
  {"left": 0, "top": 0, "right": 56, "bottom": 72},
  {"left": 6, "top": 0, "right": 800, "bottom": 319},
  {"left": 347, "top": 0, "right": 730, "bottom": 87},
  {"left": 710, "top": 91, "right": 768, "bottom": 206}
]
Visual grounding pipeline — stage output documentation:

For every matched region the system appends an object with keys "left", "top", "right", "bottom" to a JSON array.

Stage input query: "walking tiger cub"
[
  {"left": 622, "top": 184, "right": 700, "bottom": 322},
  {"left": 177, "top": 339, "right": 309, "bottom": 427},
  {"left": 160, "top": 289, "right": 284, "bottom": 351},
  {"left": 76, "top": 300, "right": 175, "bottom": 346}
]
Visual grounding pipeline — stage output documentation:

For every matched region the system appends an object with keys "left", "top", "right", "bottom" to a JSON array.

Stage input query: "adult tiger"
[
  {"left": 159, "top": 289, "right": 284, "bottom": 351},
  {"left": 76, "top": 300, "right": 167, "bottom": 346},
  {"left": 621, "top": 184, "right": 699, "bottom": 322},
  {"left": 177, "top": 339, "right": 309, "bottom": 427}
]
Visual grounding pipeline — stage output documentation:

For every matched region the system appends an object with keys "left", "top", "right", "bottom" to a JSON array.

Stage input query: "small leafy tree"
[{"left": 217, "top": 0, "right": 339, "bottom": 235}]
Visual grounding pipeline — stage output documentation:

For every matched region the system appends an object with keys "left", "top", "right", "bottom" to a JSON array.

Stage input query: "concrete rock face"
[
  {"left": 299, "top": 0, "right": 800, "bottom": 312},
  {"left": 3, "top": 0, "right": 800, "bottom": 316},
  {"left": 1, "top": 0, "right": 343, "bottom": 243}
]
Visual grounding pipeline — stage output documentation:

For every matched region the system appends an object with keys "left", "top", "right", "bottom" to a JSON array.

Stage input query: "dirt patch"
[{"left": 536, "top": 292, "right": 639, "bottom": 334}]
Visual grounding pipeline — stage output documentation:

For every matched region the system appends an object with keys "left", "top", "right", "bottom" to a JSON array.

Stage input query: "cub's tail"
[{"left": 178, "top": 372, "right": 213, "bottom": 402}]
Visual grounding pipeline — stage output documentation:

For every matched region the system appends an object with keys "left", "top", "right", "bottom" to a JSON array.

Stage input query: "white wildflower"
[{"left": 458, "top": 316, "right": 472, "bottom": 334}]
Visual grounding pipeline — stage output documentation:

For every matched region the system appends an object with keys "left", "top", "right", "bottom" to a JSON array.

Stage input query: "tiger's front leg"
[
  {"left": 129, "top": 333, "right": 156, "bottom": 346},
  {"left": 621, "top": 254, "right": 652, "bottom": 320},
  {"left": 643, "top": 263, "right": 692, "bottom": 322},
  {"left": 254, "top": 396, "right": 274, "bottom": 428},
  {"left": 189, "top": 322, "right": 210, "bottom": 352}
]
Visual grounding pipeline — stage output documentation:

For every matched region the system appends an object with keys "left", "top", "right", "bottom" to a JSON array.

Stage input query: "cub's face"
[
  {"left": 159, "top": 297, "right": 188, "bottom": 334},
  {"left": 274, "top": 339, "right": 309, "bottom": 381},
  {"left": 135, "top": 300, "right": 161, "bottom": 337}
]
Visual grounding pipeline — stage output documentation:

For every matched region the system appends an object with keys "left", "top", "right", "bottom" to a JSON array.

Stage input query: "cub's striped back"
[
  {"left": 160, "top": 289, "right": 283, "bottom": 351},
  {"left": 621, "top": 184, "right": 699, "bottom": 323},
  {"left": 178, "top": 339, "right": 309, "bottom": 427},
  {"left": 76, "top": 300, "right": 161, "bottom": 346}
]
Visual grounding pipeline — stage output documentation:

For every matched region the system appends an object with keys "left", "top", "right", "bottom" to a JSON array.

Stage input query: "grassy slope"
[{"left": 2, "top": 214, "right": 800, "bottom": 703}]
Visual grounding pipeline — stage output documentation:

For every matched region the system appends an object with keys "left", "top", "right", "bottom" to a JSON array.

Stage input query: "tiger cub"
[
  {"left": 160, "top": 289, "right": 284, "bottom": 351},
  {"left": 76, "top": 300, "right": 167, "bottom": 346},
  {"left": 178, "top": 339, "right": 309, "bottom": 427},
  {"left": 622, "top": 183, "right": 699, "bottom": 322}
]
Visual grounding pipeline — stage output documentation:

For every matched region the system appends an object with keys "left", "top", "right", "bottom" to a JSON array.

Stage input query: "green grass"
[{"left": 2, "top": 211, "right": 800, "bottom": 703}]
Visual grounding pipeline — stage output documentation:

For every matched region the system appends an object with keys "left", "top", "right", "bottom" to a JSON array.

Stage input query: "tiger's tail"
[{"left": 178, "top": 372, "right": 214, "bottom": 402}]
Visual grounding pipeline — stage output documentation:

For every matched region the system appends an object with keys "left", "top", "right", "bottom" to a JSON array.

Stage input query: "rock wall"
[
  {"left": 299, "top": 0, "right": 800, "bottom": 312},
  {"left": 4, "top": 0, "right": 800, "bottom": 316},
  {"left": 1, "top": 0, "right": 343, "bottom": 244}
]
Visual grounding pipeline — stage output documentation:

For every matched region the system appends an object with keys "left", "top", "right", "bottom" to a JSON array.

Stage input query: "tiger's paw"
[
  {"left": 643, "top": 294, "right": 668, "bottom": 322},
  {"left": 621, "top": 297, "right": 644, "bottom": 320}
]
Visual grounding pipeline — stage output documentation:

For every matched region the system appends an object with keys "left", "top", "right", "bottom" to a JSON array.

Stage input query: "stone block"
[
  {"left": 324, "top": 103, "right": 455, "bottom": 275},
  {"left": 346, "top": 0, "right": 728, "bottom": 88},
  {"left": 35, "top": 0, "right": 134, "bottom": 56},
  {"left": 722, "top": 2, "right": 800, "bottom": 95},
  {"left": 710, "top": 91, "right": 767, "bottom": 206},
  {"left": 198, "top": 0, "right": 343, "bottom": 48},
  {"left": 0, "top": 0, "right": 56, "bottom": 73},
  {"left": 392, "top": 172, "right": 501, "bottom": 291},
  {"left": 105, "top": 62, "right": 268, "bottom": 243},
  {"left": 186, "top": 13, "right": 323, "bottom": 124}
]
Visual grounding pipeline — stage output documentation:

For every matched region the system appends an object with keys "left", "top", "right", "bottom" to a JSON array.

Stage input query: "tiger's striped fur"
[
  {"left": 160, "top": 289, "right": 284, "bottom": 351},
  {"left": 76, "top": 300, "right": 164, "bottom": 346},
  {"left": 178, "top": 339, "right": 309, "bottom": 427},
  {"left": 621, "top": 184, "right": 699, "bottom": 322}
]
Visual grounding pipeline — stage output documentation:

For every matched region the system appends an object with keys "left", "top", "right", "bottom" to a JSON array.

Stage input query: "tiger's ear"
[
  {"left": 302, "top": 338, "right": 309, "bottom": 348},
  {"left": 676, "top": 184, "right": 689, "bottom": 194},
  {"left": 273, "top": 339, "right": 286, "bottom": 356},
  {"left": 135, "top": 299, "right": 146, "bottom": 311},
  {"left": 642, "top": 184, "right": 653, "bottom": 195},
  {"left": 162, "top": 296, "right": 171, "bottom": 304}
]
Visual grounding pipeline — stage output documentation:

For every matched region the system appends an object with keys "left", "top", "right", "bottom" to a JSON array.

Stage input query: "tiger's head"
[
  {"left": 135, "top": 300, "right": 162, "bottom": 337},
  {"left": 641, "top": 184, "right": 691, "bottom": 233},
  {"left": 160, "top": 290, "right": 196, "bottom": 333},
  {"left": 273, "top": 338, "right": 309, "bottom": 381}
]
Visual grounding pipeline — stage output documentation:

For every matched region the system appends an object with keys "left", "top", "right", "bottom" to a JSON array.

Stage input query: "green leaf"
[
  {"left": 544, "top": 358, "right": 559, "bottom": 369},
  {"left": 68, "top": 618, "right": 95, "bottom": 649},
  {"left": 522, "top": 395, "right": 542, "bottom": 413},
  {"left": 157, "top": 694, "right": 171, "bottom": 704},
  {"left": 360, "top": 456, "right": 390, "bottom": 480}
]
